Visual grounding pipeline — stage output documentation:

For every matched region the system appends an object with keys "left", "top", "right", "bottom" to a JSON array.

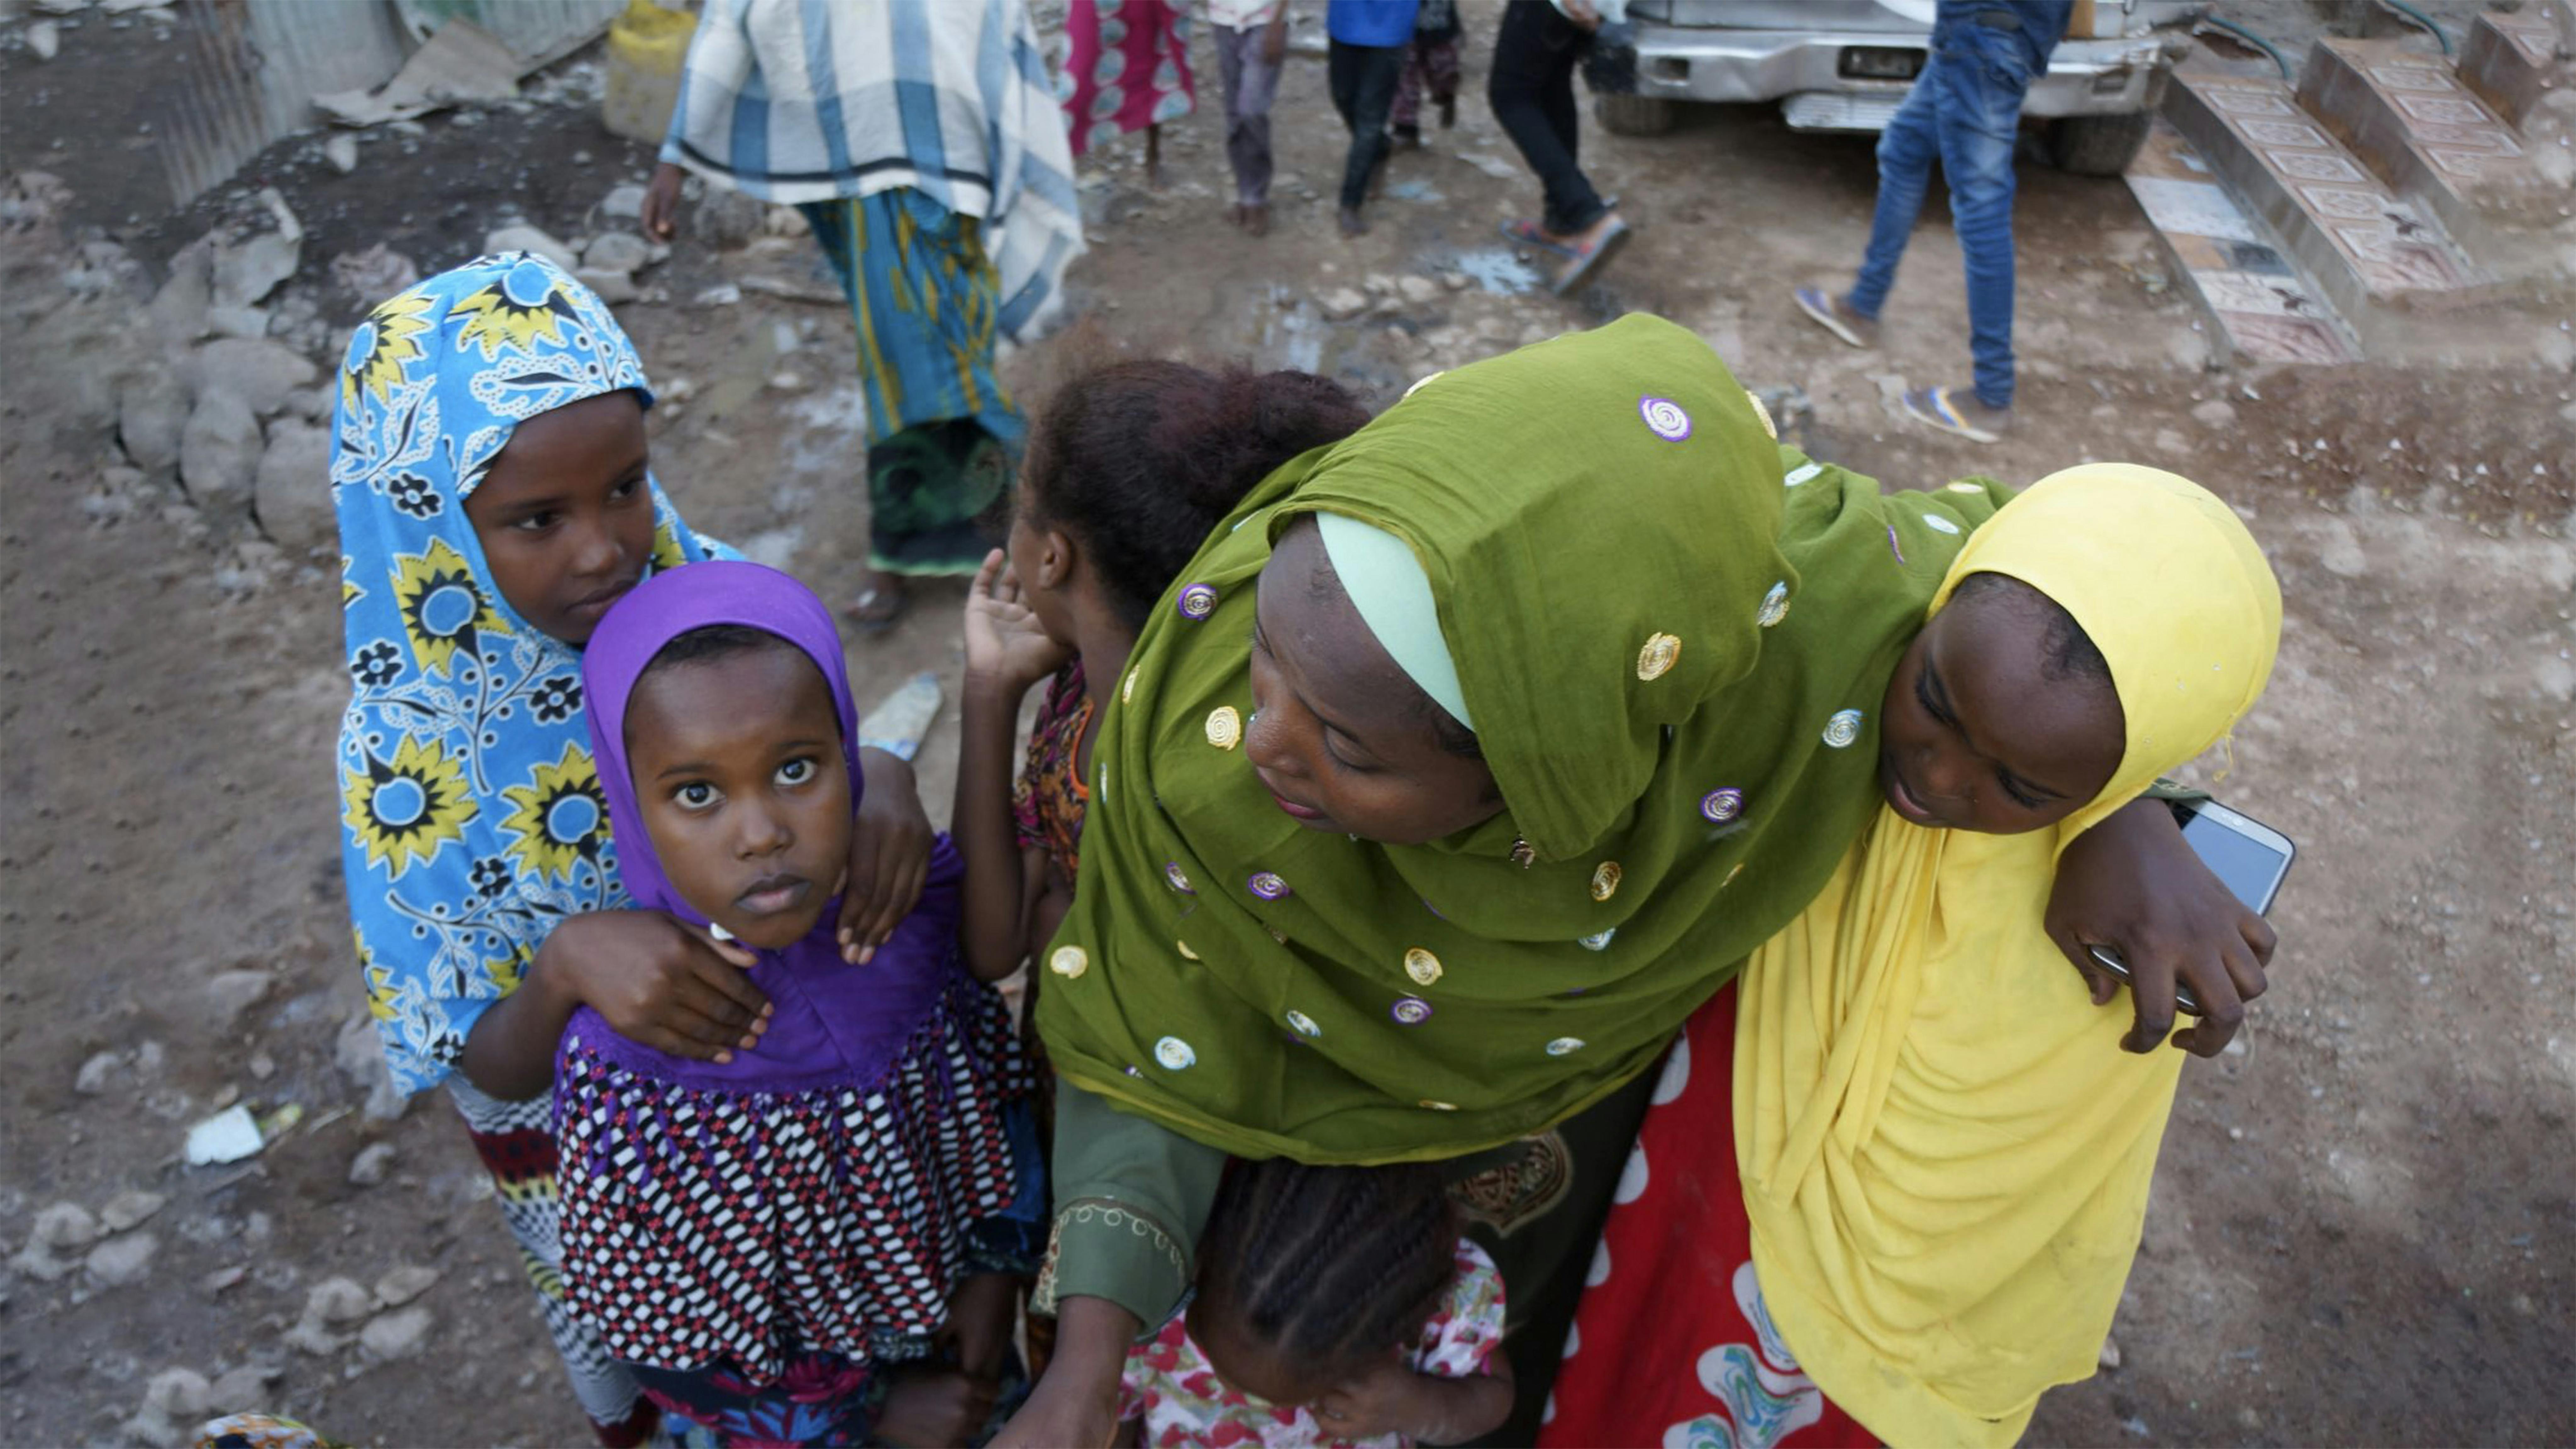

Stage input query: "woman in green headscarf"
[{"left": 997, "top": 316, "right": 2273, "bottom": 1445}]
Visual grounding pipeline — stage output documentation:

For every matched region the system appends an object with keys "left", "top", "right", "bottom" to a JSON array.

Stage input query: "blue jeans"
[{"left": 1847, "top": 19, "right": 2034, "bottom": 408}]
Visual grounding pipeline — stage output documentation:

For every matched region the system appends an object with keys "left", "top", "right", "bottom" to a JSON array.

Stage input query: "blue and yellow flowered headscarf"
[{"left": 333, "top": 252, "right": 721, "bottom": 1095}]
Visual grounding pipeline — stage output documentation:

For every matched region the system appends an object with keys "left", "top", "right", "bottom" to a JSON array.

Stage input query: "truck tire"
[
  {"left": 1596, "top": 93, "right": 1677, "bottom": 137},
  {"left": 2049, "top": 112, "right": 2153, "bottom": 176}
]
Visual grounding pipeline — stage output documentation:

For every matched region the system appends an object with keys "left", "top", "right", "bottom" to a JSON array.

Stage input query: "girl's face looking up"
[
  {"left": 1244, "top": 517, "right": 1503, "bottom": 846},
  {"left": 1876, "top": 575, "right": 2125, "bottom": 835},
  {"left": 465, "top": 390, "right": 654, "bottom": 645},
  {"left": 625, "top": 642, "right": 852, "bottom": 951}
]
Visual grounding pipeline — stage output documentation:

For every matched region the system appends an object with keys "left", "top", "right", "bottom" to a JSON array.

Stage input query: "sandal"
[
  {"left": 1501, "top": 219, "right": 1578, "bottom": 258},
  {"left": 1549, "top": 215, "right": 1633, "bottom": 297},
  {"left": 845, "top": 577, "right": 910, "bottom": 635}
]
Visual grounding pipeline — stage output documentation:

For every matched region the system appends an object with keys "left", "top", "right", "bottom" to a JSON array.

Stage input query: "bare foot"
[
  {"left": 1146, "top": 125, "right": 1167, "bottom": 192},
  {"left": 1244, "top": 202, "right": 1270, "bottom": 237}
]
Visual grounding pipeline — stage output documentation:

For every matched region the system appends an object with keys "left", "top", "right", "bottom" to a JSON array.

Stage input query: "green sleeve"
[{"left": 1031, "top": 1079, "right": 1227, "bottom": 1330}]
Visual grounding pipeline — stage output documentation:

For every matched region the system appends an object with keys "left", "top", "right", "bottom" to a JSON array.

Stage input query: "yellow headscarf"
[{"left": 1733, "top": 464, "right": 2282, "bottom": 1448}]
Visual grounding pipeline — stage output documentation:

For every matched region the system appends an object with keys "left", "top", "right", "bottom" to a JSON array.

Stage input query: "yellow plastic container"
[{"left": 601, "top": 0, "right": 697, "bottom": 146}]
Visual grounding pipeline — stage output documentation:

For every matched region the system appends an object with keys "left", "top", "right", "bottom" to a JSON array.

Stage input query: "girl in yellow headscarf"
[{"left": 1547, "top": 464, "right": 2282, "bottom": 1449}]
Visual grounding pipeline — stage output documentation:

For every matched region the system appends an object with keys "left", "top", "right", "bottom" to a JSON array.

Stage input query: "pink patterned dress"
[
  {"left": 1118, "top": 1239, "right": 1507, "bottom": 1449},
  {"left": 1061, "top": 0, "right": 1198, "bottom": 157}
]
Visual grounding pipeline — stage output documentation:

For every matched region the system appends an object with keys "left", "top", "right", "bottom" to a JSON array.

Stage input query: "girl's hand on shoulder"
[
  {"left": 550, "top": 909, "right": 768, "bottom": 1060},
  {"left": 1312, "top": 1357, "right": 1426, "bottom": 1442},
  {"left": 840, "top": 748, "right": 935, "bottom": 964},
  {"left": 2046, "top": 798, "right": 2274, "bottom": 1058},
  {"left": 963, "top": 549, "right": 1071, "bottom": 699}
]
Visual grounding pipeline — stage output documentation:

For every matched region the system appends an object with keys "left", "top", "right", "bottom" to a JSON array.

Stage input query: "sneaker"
[
  {"left": 1793, "top": 286, "right": 1879, "bottom": 349},
  {"left": 1901, "top": 385, "right": 2010, "bottom": 443}
]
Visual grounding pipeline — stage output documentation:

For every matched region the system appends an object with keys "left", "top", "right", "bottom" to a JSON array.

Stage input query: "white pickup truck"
[{"left": 1603, "top": 0, "right": 2202, "bottom": 175}]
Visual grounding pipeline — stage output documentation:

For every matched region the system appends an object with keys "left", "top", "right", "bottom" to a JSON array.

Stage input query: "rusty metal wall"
[{"left": 151, "top": 0, "right": 621, "bottom": 211}]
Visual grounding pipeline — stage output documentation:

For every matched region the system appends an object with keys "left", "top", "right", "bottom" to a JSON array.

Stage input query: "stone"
[
  {"left": 32, "top": 1200, "right": 103, "bottom": 1250},
  {"left": 575, "top": 267, "right": 640, "bottom": 304},
  {"left": 205, "top": 1363, "right": 277, "bottom": 1413},
  {"left": 373, "top": 1263, "right": 439, "bottom": 1307},
  {"left": 27, "top": 20, "right": 60, "bottom": 60},
  {"left": 293, "top": 381, "right": 336, "bottom": 425},
  {"left": 148, "top": 243, "right": 214, "bottom": 340},
  {"left": 2151, "top": 426, "right": 2190, "bottom": 457},
  {"left": 1397, "top": 275, "right": 1441, "bottom": 305},
  {"left": 2190, "top": 398, "right": 2238, "bottom": 428},
  {"left": 767, "top": 370, "right": 806, "bottom": 391},
  {"left": 601, "top": 183, "right": 647, "bottom": 219},
  {"left": 253, "top": 418, "right": 333, "bottom": 555},
  {"left": 324, "top": 133, "right": 359, "bottom": 174},
  {"left": 583, "top": 231, "right": 652, "bottom": 274},
  {"left": 205, "top": 304, "right": 271, "bottom": 340},
  {"left": 2535, "top": 144, "right": 2575, "bottom": 191},
  {"left": 482, "top": 224, "right": 579, "bottom": 272},
  {"left": 142, "top": 1367, "right": 210, "bottom": 1418},
  {"left": 180, "top": 390, "right": 264, "bottom": 516},
  {"left": 305, "top": 1274, "right": 375, "bottom": 1326},
  {"left": 1319, "top": 287, "right": 1369, "bottom": 321},
  {"left": 200, "top": 1264, "right": 247, "bottom": 1295},
  {"left": 201, "top": 968, "right": 274, "bottom": 1030},
  {"left": 334, "top": 1014, "right": 405, "bottom": 1122},
  {"left": 118, "top": 365, "right": 192, "bottom": 475},
  {"left": 211, "top": 230, "right": 300, "bottom": 312},
  {"left": 330, "top": 244, "right": 418, "bottom": 303},
  {"left": 347, "top": 1141, "right": 397, "bottom": 1187},
  {"left": 694, "top": 188, "right": 769, "bottom": 248},
  {"left": 1363, "top": 272, "right": 1395, "bottom": 297},
  {"left": 100, "top": 1190, "right": 166, "bottom": 1233},
  {"left": 1441, "top": 270, "right": 1471, "bottom": 291},
  {"left": 693, "top": 282, "right": 742, "bottom": 307},
  {"left": 85, "top": 1230, "right": 159, "bottom": 1287},
  {"left": 360, "top": 1305, "right": 435, "bottom": 1361},
  {"left": 187, "top": 338, "right": 319, "bottom": 418},
  {"left": 74, "top": 1048, "right": 127, "bottom": 1095}
]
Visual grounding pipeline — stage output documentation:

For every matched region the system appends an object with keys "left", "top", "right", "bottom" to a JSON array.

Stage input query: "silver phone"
[{"left": 2085, "top": 798, "right": 2296, "bottom": 1017}]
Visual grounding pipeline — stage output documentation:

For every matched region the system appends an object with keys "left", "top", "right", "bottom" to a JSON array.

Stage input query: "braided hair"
[
  {"left": 1019, "top": 361, "right": 1372, "bottom": 632},
  {"left": 1194, "top": 1158, "right": 1462, "bottom": 1393}
]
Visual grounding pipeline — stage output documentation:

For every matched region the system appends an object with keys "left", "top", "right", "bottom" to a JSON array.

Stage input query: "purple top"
[{"left": 569, "top": 561, "right": 960, "bottom": 1095}]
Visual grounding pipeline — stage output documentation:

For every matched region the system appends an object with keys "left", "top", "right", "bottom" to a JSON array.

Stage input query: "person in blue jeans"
[
  {"left": 1796, "top": 1, "right": 2070, "bottom": 442},
  {"left": 1327, "top": 0, "right": 1421, "bottom": 236}
]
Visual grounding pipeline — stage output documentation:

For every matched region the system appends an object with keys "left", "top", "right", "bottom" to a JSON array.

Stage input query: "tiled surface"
[
  {"left": 2460, "top": 9, "right": 2562, "bottom": 124},
  {"left": 2308, "top": 38, "right": 2551, "bottom": 228},
  {"left": 2175, "top": 71, "right": 2479, "bottom": 304},
  {"left": 2124, "top": 119, "right": 2359, "bottom": 364}
]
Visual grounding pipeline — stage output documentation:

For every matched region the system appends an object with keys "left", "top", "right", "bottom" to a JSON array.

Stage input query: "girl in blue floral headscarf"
[{"left": 330, "top": 252, "right": 936, "bottom": 1442}]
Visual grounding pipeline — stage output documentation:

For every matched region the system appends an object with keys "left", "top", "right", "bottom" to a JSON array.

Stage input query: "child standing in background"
[
  {"left": 1392, "top": 0, "right": 1464, "bottom": 151},
  {"left": 556, "top": 561, "right": 1039, "bottom": 1446},
  {"left": 331, "top": 253, "right": 936, "bottom": 1445},
  {"left": 1064, "top": 0, "right": 1200, "bottom": 189},
  {"left": 1208, "top": 0, "right": 1291, "bottom": 235},
  {"left": 1325, "top": 0, "right": 1422, "bottom": 235},
  {"left": 1118, "top": 1160, "right": 1513, "bottom": 1447}
]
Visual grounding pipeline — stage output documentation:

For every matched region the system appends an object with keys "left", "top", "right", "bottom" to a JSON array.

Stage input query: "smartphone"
[{"left": 2085, "top": 798, "right": 2296, "bottom": 1017}]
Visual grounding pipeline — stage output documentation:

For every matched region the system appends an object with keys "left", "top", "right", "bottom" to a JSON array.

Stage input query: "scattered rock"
[
  {"left": 575, "top": 266, "right": 640, "bottom": 304},
  {"left": 1440, "top": 270, "right": 1470, "bottom": 292},
  {"left": 483, "top": 224, "right": 580, "bottom": 272},
  {"left": 1397, "top": 275, "right": 1441, "bottom": 305},
  {"left": 147, "top": 242, "right": 215, "bottom": 340},
  {"left": 117, "top": 364, "right": 192, "bottom": 476},
  {"left": 767, "top": 370, "right": 806, "bottom": 391},
  {"left": 201, "top": 968, "right": 275, "bottom": 1030},
  {"left": 1318, "top": 287, "right": 1369, "bottom": 321},
  {"left": 247, "top": 1051, "right": 276, "bottom": 1080},
  {"left": 100, "top": 1190, "right": 166, "bottom": 1233},
  {"left": 694, "top": 187, "right": 769, "bottom": 248},
  {"left": 330, "top": 243, "right": 419, "bottom": 303},
  {"left": 306, "top": 1275, "right": 376, "bottom": 1327},
  {"left": 360, "top": 1305, "right": 435, "bottom": 1361},
  {"left": 205, "top": 1363, "right": 278, "bottom": 1414},
  {"left": 27, "top": 20, "right": 60, "bottom": 60},
  {"left": 85, "top": 1230, "right": 159, "bottom": 1287},
  {"left": 2151, "top": 426, "right": 2190, "bottom": 457},
  {"left": 141, "top": 1367, "right": 210, "bottom": 1418},
  {"left": 211, "top": 227, "right": 301, "bottom": 312},
  {"left": 200, "top": 1264, "right": 247, "bottom": 1295},
  {"left": 334, "top": 1015, "right": 406, "bottom": 1122},
  {"left": 373, "top": 1263, "right": 439, "bottom": 1307},
  {"left": 347, "top": 1141, "right": 397, "bottom": 1187},
  {"left": 188, "top": 338, "right": 320, "bottom": 419},
  {"left": 253, "top": 418, "right": 333, "bottom": 554},
  {"left": 324, "top": 132, "right": 360, "bottom": 174},
  {"left": 206, "top": 304, "right": 272, "bottom": 340},
  {"left": 33, "top": 1200, "right": 104, "bottom": 1250},
  {"left": 179, "top": 389, "right": 264, "bottom": 516},
  {"left": 583, "top": 231, "right": 652, "bottom": 274},
  {"left": 2098, "top": 1336, "right": 2122, "bottom": 1371},
  {"left": 1363, "top": 272, "right": 1395, "bottom": 297},
  {"left": 2190, "top": 398, "right": 2238, "bottom": 429},
  {"left": 601, "top": 182, "right": 647, "bottom": 219}
]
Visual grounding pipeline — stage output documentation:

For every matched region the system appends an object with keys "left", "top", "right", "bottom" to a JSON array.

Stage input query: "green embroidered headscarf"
[{"left": 1037, "top": 314, "right": 2011, "bottom": 1162}]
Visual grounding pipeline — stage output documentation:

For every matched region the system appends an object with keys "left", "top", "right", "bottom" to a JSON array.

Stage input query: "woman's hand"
[
  {"left": 963, "top": 548, "right": 1071, "bottom": 699},
  {"left": 839, "top": 748, "right": 935, "bottom": 964},
  {"left": 549, "top": 909, "right": 768, "bottom": 1059},
  {"left": 991, "top": 1296, "right": 1136, "bottom": 1448},
  {"left": 1312, "top": 1359, "right": 1422, "bottom": 1442},
  {"left": 943, "top": 1271, "right": 1024, "bottom": 1383},
  {"left": 639, "top": 161, "right": 686, "bottom": 242},
  {"left": 2047, "top": 798, "right": 2275, "bottom": 1057},
  {"left": 876, "top": 1365, "right": 1001, "bottom": 1449}
]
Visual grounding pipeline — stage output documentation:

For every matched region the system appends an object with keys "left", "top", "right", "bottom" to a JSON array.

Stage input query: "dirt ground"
[{"left": 2, "top": 4, "right": 2572, "bottom": 1446}]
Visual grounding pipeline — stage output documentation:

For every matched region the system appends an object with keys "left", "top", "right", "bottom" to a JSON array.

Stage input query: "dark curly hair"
[
  {"left": 1193, "top": 1158, "right": 1462, "bottom": 1394},
  {"left": 1019, "top": 361, "right": 1371, "bottom": 631}
]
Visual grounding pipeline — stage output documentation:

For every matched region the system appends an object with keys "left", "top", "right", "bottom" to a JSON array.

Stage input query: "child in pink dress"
[{"left": 1118, "top": 1160, "right": 1513, "bottom": 1449}]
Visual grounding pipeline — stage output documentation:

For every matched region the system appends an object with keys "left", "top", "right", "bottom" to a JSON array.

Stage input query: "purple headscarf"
[{"left": 572, "top": 560, "right": 961, "bottom": 1092}]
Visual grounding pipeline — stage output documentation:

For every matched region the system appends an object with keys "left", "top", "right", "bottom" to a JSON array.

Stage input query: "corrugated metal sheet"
[{"left": 152, "top": 0, "right": 622, "bottom": 211}]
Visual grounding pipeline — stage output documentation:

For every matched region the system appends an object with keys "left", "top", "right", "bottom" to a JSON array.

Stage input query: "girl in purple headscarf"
[{"left": 554, "top": 561, "right": 1039, "bottom": 1446}]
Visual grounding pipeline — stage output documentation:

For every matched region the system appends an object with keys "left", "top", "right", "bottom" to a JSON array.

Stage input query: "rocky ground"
[{"left": 2, "top": 3, "right": 2572, "bottom": 1446}]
